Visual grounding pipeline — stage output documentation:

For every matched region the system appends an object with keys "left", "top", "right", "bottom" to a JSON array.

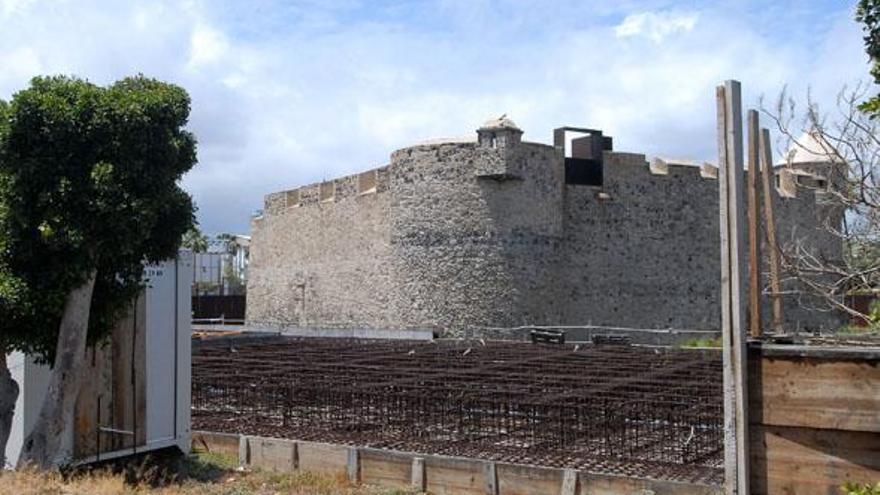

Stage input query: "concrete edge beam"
[{"left": 196, "top": 431, "right": 722, "bottom": 495}]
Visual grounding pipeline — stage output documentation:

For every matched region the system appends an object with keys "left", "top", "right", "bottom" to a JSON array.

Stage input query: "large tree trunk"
[
  {"left": 0, "top": 353, "right": 20, "bottom": 468},
  {"left": 17, "top": 271, "right": 96, "bottom": 469}
]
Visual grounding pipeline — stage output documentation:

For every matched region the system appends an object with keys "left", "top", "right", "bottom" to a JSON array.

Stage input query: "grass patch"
[
  {"left": 837, "top": 324, "right": 880, "bottom": 335},
  {"left": 680, "top": 336, "right": 722, "bottom": 348},
  {"left": 0, "top": 452, "right": 417, "bottom": 495}
]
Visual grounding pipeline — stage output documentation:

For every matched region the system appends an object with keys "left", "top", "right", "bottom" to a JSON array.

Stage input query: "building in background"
[
  {"left": 193, "top": 235, "right": 250, "bottom": 296},
  {"left": 247, "top": 117, "right": 843, "bottom": 336}
]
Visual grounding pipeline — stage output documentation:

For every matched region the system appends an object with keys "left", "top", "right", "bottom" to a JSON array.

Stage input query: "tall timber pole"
[
  {"left": 747, "top": 110, "right": 762, "bottom": 338},
  {"left": 760, "top": 128, "right": 784, "bottom": 332},
  {"left": 717, "top": 80, "right": 749, "bottom": 495}
]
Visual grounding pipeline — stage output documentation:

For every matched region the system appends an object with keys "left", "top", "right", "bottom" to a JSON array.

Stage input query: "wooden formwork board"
[
  {"left": 749, "top": 354, "right": 880, "bottom": 432},
  {"left": 748, "top": 348, "right": 880, "bottom": 494},
  {"left": 749, "top": 425, "right": 880, "bottom": 495}
]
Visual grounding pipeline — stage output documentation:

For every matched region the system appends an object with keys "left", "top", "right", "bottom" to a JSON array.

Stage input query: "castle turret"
[
  {"left": 776, "top": 130, "right": 844, "bottom": 195},
  {"left": 477, "top": 114, "right": 523, "bottom": 149}
]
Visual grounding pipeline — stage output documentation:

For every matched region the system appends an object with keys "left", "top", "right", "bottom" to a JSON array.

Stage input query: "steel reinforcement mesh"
[{"left": 192, "top": 338, "right": 723, "bottom": 484}]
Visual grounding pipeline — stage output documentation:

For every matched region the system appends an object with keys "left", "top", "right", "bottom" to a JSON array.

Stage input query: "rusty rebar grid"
[{"left": 192, "top": 338, "right": 723, "bottom": 483}]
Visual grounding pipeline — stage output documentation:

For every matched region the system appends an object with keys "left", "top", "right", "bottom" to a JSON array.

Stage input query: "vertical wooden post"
[
  {"left": 347, "top": 447, "right": 360, "bottom": 484},
  {"left": 484, "top": 461, "right": 498, "bottom": 495},
  {"left": 238, "top": 435, "right": 249, "bottom": 466},
  {"left": 561, "top": 469, "right": 578, "bottom": 495},
  {"left": 717, "top": 83, "right": 736, "bottom": 495},
  {"left": 760, "top": 128, "right": 784, "bottom": 333},
  {"left": 411, "top": 457, "right": 426, "bottom": 492},
  {"left": 747, "top": 110, "right": 762, "bottom": 338},
  {"left": 717, "top": 80, "right": 750, "bottom": 495}
]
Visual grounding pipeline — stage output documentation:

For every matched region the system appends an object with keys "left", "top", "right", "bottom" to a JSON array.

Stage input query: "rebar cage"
[{"left": 192, "top": 338, "right": 723, "bottom": 483}]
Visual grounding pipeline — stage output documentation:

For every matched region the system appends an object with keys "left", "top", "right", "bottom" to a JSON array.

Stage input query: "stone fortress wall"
[{"left": 246, "top": 117, "right": 843, "bottom": 336}]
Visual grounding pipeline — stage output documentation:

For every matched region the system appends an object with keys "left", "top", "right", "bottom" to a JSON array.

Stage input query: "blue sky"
[{"left": 0, "top": 0, "right": 870, "bottom": 234}]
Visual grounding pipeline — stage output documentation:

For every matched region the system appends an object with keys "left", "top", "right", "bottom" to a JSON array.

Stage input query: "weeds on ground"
[
  {"left": 842, "top": 481, "right": 880, "bottom": 495},
  {"left": 0, "top": 452, "right": 418, "bottom": 495},
  {"left": 680, "top": 336, "right": 722, "bottom": 348},
  {"left": 837, "top": 323, "right": 880, "bottom": 335},
  {"left": 838, "top": 299, "right": 880, "bottom": 334}
]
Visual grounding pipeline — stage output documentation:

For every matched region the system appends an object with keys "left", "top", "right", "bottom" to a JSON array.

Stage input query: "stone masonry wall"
[
  {"left": 558, "top": 154, "right": 722, "bottom": 330},
  {"left": 247, "top": 168, "right": 395, "bottom": 329},
  {"left": 765, "top": 177, "right": 845, "bottom": 332},
  {"left": 557, "top": 154, "right": 842, "bottom": 332},
  {"left": 387, "top": 141, "right": 563, "bottom": 332},
  {"left": 246, "top": 129, "right": 844, "bottom": 335}
]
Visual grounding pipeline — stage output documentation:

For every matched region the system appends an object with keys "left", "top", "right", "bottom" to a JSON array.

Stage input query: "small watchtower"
[
  {"left": 477, "top": 114, "right": 523, "bottom": 149},
  {"left": 776, "top": 130, "right": 843, "bottom": 197}
]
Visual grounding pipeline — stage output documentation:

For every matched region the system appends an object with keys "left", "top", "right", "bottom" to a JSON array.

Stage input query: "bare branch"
[{"left": 761, "top": 84, "right": 880, "bottom": 328}]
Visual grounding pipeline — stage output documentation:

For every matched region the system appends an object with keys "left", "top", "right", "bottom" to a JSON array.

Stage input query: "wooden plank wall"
[
  {"left": 748, "top": 347, "right": 880, "bottom": 495},
  {"left": 73, "top": 341, "right": 112, "bottom": 457},
  {"left": 73, "top": 295, "right": 147, "bottom": 459}
]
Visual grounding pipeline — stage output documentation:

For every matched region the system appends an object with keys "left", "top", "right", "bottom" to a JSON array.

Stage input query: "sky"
[{"left": 0, "top": 0, "right": 871, "bottom": 234}]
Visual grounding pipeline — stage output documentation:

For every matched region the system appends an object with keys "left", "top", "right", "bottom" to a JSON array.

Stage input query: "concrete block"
[
  {"left": 424, "top": 455, "right": 488, "bottom": 495},
  {"left": 297, "top": 441, "right": 349, "bottom": 477},
  {"left": 495, "top": 462, "right": 563, "bottom": 495},
  {"left": 246, "top": 436, "right": 297, "bottom": 472}
]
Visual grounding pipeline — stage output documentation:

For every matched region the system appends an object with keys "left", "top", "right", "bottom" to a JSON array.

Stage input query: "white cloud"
[
  {"left": 0, "top": 1, "right": 869, "bottom": 234},
  {"left": 0, "top": 47, "right": 42, "bottom": 85},
  {"left": 188, "top": 23, "right": 229, "bottom": 69},
  {"left": 615, "top": 11, "right": 698, "bottom": 43},
  {"left": 0, "top": 0, "right": 35, "bottom": 16}
]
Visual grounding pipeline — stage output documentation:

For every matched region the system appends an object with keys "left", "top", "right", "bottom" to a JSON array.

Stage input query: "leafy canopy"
[
  {"left": 181, "top": 226, "right": 209, "bottom": 253},
  {"left": 0, "top": 75, "right": 197, "bottom": 361}
]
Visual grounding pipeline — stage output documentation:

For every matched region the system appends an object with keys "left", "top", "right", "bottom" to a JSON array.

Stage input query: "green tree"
[
  {"left": 857, "top": 0, "right": 880, "bottom": 115},
  {"left": 215, "top": 233, "right": 244, "bottom": 295},
  {"left": 0, "top": 98, "right": 23, "bottom": 469},
  {"left": 182, "top": 225, "right": 209, "bottom": 252},
  {"left": 223, "top": 259, "right": 246, "bottom": 295},
  {"left": 842, "top": 481, "right": 880, "bottom": 495},
  {"left": 215, "top": 232, "right": 237, "bottom": 252},
  {"left": 0, "top": 75, "right": 197, "bottom": 468}
]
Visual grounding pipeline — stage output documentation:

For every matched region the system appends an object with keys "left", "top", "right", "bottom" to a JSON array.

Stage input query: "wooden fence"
[{"left": 748, "top": 343, "right": 880, "bottom": 494}]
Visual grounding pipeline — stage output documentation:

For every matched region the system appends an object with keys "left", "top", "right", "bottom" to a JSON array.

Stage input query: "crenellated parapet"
[
  {"left": 259, "top": 132, "right": 835, "bottom": 221},
  {"left": 262, "top": 166, "right": 390, "bottom": 216},
  {"left": 648, "top": 157, "right": 719, "bottom": 180},
  {"left": 601, "top": 154, "right": 831, "bottom": 202}
]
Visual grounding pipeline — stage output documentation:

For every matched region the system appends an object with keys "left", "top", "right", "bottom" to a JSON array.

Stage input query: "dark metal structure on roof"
[{"left": 554, "top": 126, "right": 613, "bottom": 186}]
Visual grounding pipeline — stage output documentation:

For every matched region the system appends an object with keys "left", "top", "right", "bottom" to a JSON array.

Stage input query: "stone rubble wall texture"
[{"left": 247, "top": 129, "right": 844, "bottom": 336}]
